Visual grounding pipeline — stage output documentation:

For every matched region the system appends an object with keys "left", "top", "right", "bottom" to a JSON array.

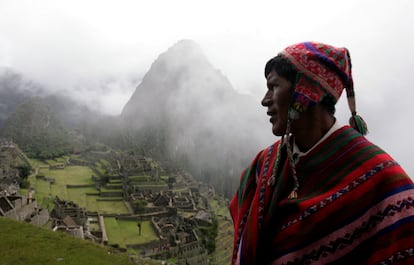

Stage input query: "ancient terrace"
[{"left": 1, "top": 145, "right": 221, "bottom": 264}]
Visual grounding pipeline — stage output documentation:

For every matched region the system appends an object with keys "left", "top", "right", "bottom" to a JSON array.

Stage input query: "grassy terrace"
[
  {"left": 20, "top": 158, "right": 136, "bottom": 254},
  {"left": 210, "top": 197, "right": 233, "bottom": 265},
  {"left": 20, "top": 155, "right": 230, "bottom": 262},
  {"left": 94, "top": 159, "right": 110, "bottom": 176},
  {"left": 133, "top": 183, "right": 168, "bottom": 188},
  {"left": 105, "top": 218, "right": 158, "bottom": 248},
  {"left": 45, "top": 156, "right": 69, "bottom": 165},
  {"left": 128, "top": 175, "right": 153, "bottom": 182},
  {"left": 68, "top": 187, "right": 128, "bottom": 214},
  {"left": 25, "top": 160, "right": 129, "bottom": 214},
  {"left": 109, "top": 179, "right": 123, "bottom": 184}
]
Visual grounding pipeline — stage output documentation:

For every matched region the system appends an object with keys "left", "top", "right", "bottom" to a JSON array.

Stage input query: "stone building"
[
  {"left": 52, "top": 196, "right": 88, "bottom": 228},
  {"left": 0, "top": 194, "right": 49, "bottom": 226}
]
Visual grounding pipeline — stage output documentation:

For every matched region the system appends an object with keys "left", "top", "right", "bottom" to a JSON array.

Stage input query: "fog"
[{"left": 1, "top": 0, "right": 413, "bottom": 177}]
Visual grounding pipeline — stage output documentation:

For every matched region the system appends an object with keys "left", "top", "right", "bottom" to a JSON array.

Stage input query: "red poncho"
[{"left": 230, "top": 126, "right": 414, "bottom": 264}]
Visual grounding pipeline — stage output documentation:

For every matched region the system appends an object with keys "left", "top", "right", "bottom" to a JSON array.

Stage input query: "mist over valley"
[{"left": 0, "top": 39, "right": 275, "bottom": 197}]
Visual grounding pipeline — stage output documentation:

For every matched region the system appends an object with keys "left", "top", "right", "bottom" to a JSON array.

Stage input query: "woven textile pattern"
[{"left": 230, "top": 126, "right": 414, "bottom": 265}]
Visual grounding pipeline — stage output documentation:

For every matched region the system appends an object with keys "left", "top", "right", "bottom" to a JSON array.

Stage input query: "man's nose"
[{"left": 261, "top": 90, "right": 272, "bottom": 106}]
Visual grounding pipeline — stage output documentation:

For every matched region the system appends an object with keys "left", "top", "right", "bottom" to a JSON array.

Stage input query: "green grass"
[
  {"left": 89, "top": 222, "right": 101, "bottom": 232},
  {"left": 159, "top": 175, "right": 169, "bottom": 181},
  {"left": 128, "top": 175, "right": 150, "bottom": 182},
  {"left": 210, "top": 196, "right": 233, "bottom": 265},
  {"left": 105, "top": 218, "right": 158, "bottom": 248},
  {"left": 49, "top": 186, "right": 128, "bottom": 214},
  {"left": 45, "top": 156, "right": 68, "bottom": 165},
  {"left": 29, "top": 158, "right": 48, "bottom": 168},
  {"left": 66, "top": 187, "right": 98, "bottom": 208},
  {"left": 31, "top": 165, "right": 95, "bottom": 202},
  {"left": 85, "top": 196, "right": 129, "bottom": 214},
  {"left": 47, "top": 166, "right": 95, "bottom": 185},
  {"left": 212, "top": 218, "right": 233, "bottom": 265},
  {"left": 109, "top": 179, "right": 123, "bottom": 184},
  {"left": 33, "top": 177, "right": 53, "bottom": 195},
  {"left": 172, "top": 187, "right": 188, "bottom": 192},
  {"left": 210, "top": 198, "right": 231, "bottom": 217},
  {"left": 135, "top": 183, "right": 167, "bottom": 188},
  {"left": 28, "top": 165, "right": 129, "bottom": 214},
  {"left": 38, "top": 167, "right": 49, "bottom": 175},
  {"left": 22, "top": 157, "right": 230, "bottom": 262},
  {"left": 35, "top": 194, "right": 55, "bottom": 210},
  {"left": 99, "top": 159, "right": 110, "bottom": 166},
  {"left": 0, "top": 217, "right": 133, "bottom": 265},
  {"left": 95, "top": 161, "right": 107, "bottom": 176}
]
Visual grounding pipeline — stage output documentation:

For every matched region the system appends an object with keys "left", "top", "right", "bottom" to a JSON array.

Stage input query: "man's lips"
[{"left": 267, "top": 110, "right": 276, "bottom": 122}]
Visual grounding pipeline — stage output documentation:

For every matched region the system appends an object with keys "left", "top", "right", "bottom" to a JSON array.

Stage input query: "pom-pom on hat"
[{"left": 279, "top": 41, "right": 368, "bottom": 135}]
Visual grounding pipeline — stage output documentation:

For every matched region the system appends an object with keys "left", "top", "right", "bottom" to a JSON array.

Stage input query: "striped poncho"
[{"left": 230, "top": 126, "right": 414, "bottom": 264}]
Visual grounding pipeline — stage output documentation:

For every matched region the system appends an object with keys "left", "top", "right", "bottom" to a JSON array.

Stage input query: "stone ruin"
[
  {"left": 0, "top": 139, "right": 49, "bottom": 226},
  {"left": 50, "top": 196, "right": 109, "bottom": 245},
  {"left": 0, "top": 190, "right": 49, "bottom": 226},
  {"left": 1, "top": 145, "right": 221, "bottom": 264}
]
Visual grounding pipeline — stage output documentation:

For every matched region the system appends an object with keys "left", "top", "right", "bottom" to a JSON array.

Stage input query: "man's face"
[{"left": 262, "top": 69, "right": 293, "bottom": 136}]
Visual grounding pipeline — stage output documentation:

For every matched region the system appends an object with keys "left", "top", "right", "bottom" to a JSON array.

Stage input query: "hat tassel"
[{"left": 349, "top": 114, "right": 368, "bottom": 136}]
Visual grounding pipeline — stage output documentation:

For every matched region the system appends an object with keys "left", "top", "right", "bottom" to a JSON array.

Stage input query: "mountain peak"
[
  {"left": 169, "top": 39, "right": 202, "bottom": 53},
  {"left": 119, "top": 40, "right": 273, "bottom": 196},
  {"left": 121, "top": 39, "right": 231, "bottom": 120},
  {"left": 150, "top": 39, "right": 211, "bottom": 74}
]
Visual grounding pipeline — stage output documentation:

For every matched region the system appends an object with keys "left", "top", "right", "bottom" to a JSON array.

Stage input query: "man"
[{"left": 230, "top": 42, "right": 414, "bottom": 264}]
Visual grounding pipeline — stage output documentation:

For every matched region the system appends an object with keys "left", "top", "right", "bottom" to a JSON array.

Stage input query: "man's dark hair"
[
  {"left": 264, "top": 55, "right": 297, "bottom": 85},
  {"left": 264, "top": 54, "right": 336, "bottom": 115}
]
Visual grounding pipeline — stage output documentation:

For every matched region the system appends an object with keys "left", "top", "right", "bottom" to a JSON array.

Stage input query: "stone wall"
[
  {"left": 30, "top": 208, "right": 50, "bottom": 226},
  {"left": 4, "top": 196, "right": 37, "bottom": 221},
  {"left": 1, "top": 195, "right": 50, "bottom": 226},
  {"left": 177, "top": 241, "right": 209, "bottom": 265}
]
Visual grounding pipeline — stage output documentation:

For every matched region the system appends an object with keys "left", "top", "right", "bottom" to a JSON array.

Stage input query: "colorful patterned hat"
[
  {"left": 268, "top": 42, "right": 369, "bottom": 199},
  {"left": 279, "top": 41, "right": 368, "bottom": 135}
]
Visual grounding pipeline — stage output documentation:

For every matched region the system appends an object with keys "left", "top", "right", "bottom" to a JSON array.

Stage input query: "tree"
[{"left": 16, "top": 164, "right": 32, "bottom": 188}]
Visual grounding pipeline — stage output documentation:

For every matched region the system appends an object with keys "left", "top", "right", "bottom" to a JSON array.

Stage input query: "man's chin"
[{"left": 272, "top": 129, "right": 284, "bottom": 137}]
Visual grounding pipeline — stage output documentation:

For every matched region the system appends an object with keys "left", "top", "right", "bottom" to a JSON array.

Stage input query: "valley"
[
  {"left": 1, "top": 140, "right": 233, "bottom": 265},
  {"left": 0, "top": 39, "right": 268, "bottom": 265}
]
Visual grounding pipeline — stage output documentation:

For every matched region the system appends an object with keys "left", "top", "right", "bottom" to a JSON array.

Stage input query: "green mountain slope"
[
  {"left": 0, "top": 217, "right": 132, "bottom": 265},
  {"left": 0, "top": 97, "right": 73, "bottom": 159},
  {"left": 0, "top": 67, "right": 41, "bottom": 128}
]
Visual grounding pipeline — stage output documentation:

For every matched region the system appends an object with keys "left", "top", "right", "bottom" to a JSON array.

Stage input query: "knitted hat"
[
  {"left": 279, "top": 41, "right": 368, "bottom": 135},
  {"left": 267, "top": 42, "right": 368, "bottom": 199}
]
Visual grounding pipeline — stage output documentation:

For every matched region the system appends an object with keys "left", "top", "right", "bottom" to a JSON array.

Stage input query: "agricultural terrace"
[
  {"left": 210, "top": 196, "right": 232, "bottom": 265},
  {"left": 21, "top": 155, "right": 230, "bottom": 261},
  {"left": 104, "top": 217, "right": 158, "bottom": 248},
  {"left": 26, "top": 158, "right": 128, "bottom": 214}
]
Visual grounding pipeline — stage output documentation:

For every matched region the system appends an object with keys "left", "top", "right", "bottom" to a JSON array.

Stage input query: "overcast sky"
[{"left": 1, "top": 0, "right": 413, "bottom": 176}]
